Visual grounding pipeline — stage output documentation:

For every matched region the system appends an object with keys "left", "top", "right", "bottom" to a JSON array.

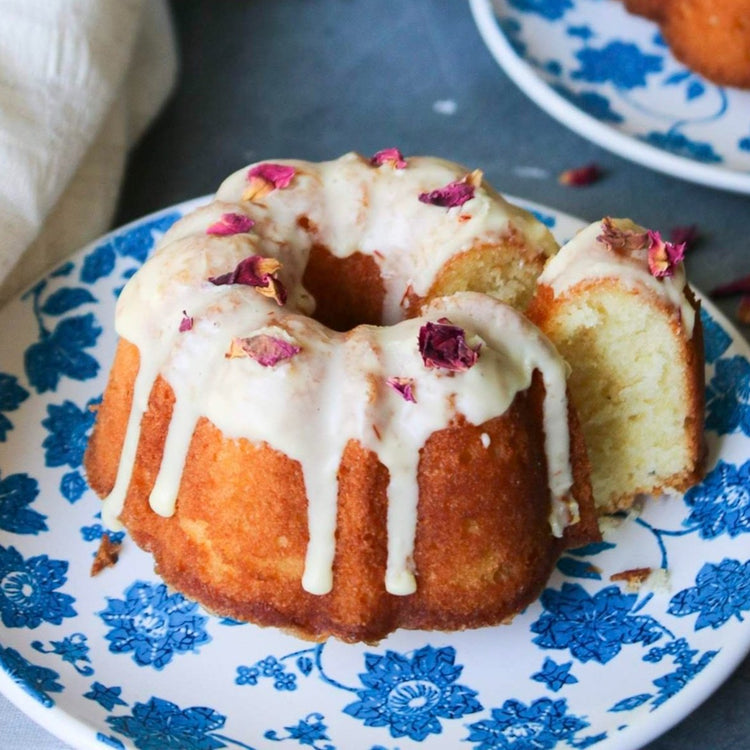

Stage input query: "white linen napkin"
[{"left": 0, "top": 0, "right": 177, "bottom": 308}]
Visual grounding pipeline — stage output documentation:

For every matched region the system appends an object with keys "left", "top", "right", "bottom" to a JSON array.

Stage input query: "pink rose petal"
[
  {"left": 418, "top": 319, "right": 480, "bottom": 372},
  {"left": 208, "top": 255, "right": 288, "bottom": 305},
  {"left": 418, "top": 179, "right": 475, "bottom": 208},
  {"left": 597, "top": 219, "right": 685, "bottom": 279},
  {"left": 597, "top": 217, "right": 649, "bottom": 254},
  {"left": 179, "top": 311, "right": 193, "bottom": 332},
  {"left": 242, "top": 163, "right": 297, "bottom": 202},
  {"left": 647, "top": 230, "right": 685, "bottom": 279},
  {"left": 559, "top": 163, "right": 604, "bottom": 187},
  {"left": 370, "top": 148, "right": 407, "bottom": 169},
  {"left": 206, "top": 212, "right": 255, "bottom": 236},
  {"left": 386, "top": 376, "right": 416, "bottom": 403},
  {"left": 247, "top": 163, "right": 296, "bottom": 189},
  {"left": 226, "top": 334, "right": 300, "bottom": 366}
]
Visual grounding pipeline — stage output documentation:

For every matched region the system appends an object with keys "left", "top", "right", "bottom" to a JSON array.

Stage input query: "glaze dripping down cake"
[{"left": 84, "top": 151, "right": 600, "bottom": 643}]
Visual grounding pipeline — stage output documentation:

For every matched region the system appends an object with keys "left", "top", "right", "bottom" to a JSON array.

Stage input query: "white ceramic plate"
[
  {"left": 470, "top": 0, "right": 750, "bottom": 194},
  {"left": 1, "top": 198, "right": 750, "bottom": 750}
]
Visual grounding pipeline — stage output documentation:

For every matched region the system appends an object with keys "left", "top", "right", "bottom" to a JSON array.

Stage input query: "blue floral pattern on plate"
[
  {"left": 0, "top": 198, "right": 749, "bottom": 749},
  {"left": 470, "top": 0, "right": 750, "bottom": 193}
]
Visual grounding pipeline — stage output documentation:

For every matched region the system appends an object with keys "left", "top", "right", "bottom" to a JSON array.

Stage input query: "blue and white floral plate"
[
  {"left": 1, "top": 198, "right": 750, "bottom": 750},
  {"left": 470, "top": 0, "right": 750, "bottom": 194}
]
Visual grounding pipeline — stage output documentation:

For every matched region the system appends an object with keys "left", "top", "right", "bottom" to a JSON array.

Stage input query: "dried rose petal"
[
  {"left": 559, "top": 163, "right": 603, "bottom": 187},
  {"left": 208, "top": 255, "right": 287, "bottom": 305},
  {"left": 242, "top": 163, "right": 296, "bottom": 201},
  {"left": 225, "top": 334, "right": 300, "bottom": 366},
  {"left": 209, "top": 255, "right": 280, "bottom": 286},
  {"left": 418, "top": 174, "right": 477, "bottom": 208},
  {"left": 248, "top": 163, "right": 296, "bottom": 188},
  {"left": 710, "top": 273, "right": 750, "bottom": 298},
  {"left": 418, "top": 319, "right": 480, "bottom": 372},
  {"left": 670, "top": 224, "right": 700, "bottom": 250},
  {"left": 254, "top": 275, "right": 288, "bottom": 305},
  {"left": 647, "top": 230, "right": 685, "bottom": 278},
  {"left": 370, "top": 148, "right": 407, "bottom": 169},
  {"left": 206, "top": 212, "right": 255, "bottom": 236},
  {"left": 179, "top": 311, "right": 193, "bottom": 332},
  {"left": 386, "top": 376, "right": 416, "bottom": 403},
  {"left": 597, "top": 217, "right": 649, "bottom": 254}
]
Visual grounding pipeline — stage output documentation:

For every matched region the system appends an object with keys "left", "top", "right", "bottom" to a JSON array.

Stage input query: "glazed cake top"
[{"left": 102, "top": 152, "right": 576, "bottom": 596}]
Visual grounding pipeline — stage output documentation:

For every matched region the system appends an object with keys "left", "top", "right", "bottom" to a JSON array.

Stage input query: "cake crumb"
[
  {"left": 91, "top": 533, "right": 122, "bottom": 576},
  {"left": 610, "top": 566, "right": 671, "bottom": 592},
  {"left": 610, "top": 566, "right": 652, "bottom": 589}
]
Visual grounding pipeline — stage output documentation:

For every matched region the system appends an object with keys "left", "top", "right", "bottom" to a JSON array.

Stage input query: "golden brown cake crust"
[
  {"left": 623, "top": 0, "right": 750, "bottom": 88},
  {"left": 86, "top": 341, "right": 598, "bottom": 643},
  {"left": 84, "top": 154, "right": 599, "bottom": 643}
]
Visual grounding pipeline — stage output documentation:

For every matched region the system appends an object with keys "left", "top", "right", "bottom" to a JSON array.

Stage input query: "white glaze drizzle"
[
  {"left": 213, "top": 153, "right": 556, "bottom": 324},
  {"left": 539, "top": 219, "right": 696, "bottom": 338},
  {"left": 101, "top": 154, "right": 574, "bottom": 596}
]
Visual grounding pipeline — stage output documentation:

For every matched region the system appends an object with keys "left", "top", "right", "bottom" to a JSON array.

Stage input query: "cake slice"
[{"left": 527, "top": 217, "right": 705, "bottom": 513}]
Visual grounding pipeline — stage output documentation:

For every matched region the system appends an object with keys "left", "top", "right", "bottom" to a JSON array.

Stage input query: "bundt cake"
[
  {"left": 527, "top": 217, "right": 706, "bottom": 514},
  {"left": 84, "top": 151, "right": 599, "bottom": 643},
  {"left": 623, "top": 0, "right": 750, "bottom": 88}
]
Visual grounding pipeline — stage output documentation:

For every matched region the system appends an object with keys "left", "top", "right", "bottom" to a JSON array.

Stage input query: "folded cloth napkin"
[{"left": 0, "top": 0, "right": 177, "bottom": 308}]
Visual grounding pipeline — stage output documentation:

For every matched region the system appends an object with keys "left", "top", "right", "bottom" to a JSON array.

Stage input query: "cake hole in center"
[{"left": 302, "top": 243, "right": 389, "bottom": 332}]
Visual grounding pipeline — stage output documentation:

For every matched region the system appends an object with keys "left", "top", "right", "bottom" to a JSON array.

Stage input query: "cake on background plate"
[{"left": 623, "top": 0, "right": 750, "bottom": 89}]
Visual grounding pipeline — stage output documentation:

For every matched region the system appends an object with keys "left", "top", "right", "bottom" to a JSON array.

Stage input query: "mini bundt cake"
[
  {"left": 85, "top": 151, "right": 599, "bottom": 643},
  {"left": 527, "top": 217, "right": 705, "bottom": 514},
  {"left": 623, "top": 0, "right": 750, "bottom": 88}
]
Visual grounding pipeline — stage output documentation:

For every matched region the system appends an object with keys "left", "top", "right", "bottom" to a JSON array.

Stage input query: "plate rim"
[
  {"left": 469, "top": 0, "right": 750, "bottom": 195},
  {"left": 0, "top": 195, "right": 749, "bottom": 750}
]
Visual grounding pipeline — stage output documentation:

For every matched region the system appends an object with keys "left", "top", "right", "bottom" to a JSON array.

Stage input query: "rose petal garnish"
[
  {"left": 225, "top": 334, "right": 300, "bottom": 366},
  {"left": 558, "top": 163, "right": 603, "bottom": 186},
  {"left": 647, "top": 230, "right": 685, "bottom": 278},
  {"left": 206, "top": 212, "right": 255, "bottom": 236},
  {"left": 253, "top": 275, "right": 288, "bottom": 305},
  {"left": 370, "top": 148, "right": 407, "bottom": 169},
  {"left": 710, "top": 273, "right": 750, "bottom": 298},
  {"left": 418, "top": 318, "right": 480, "bottom": 372},
  {"left": 597, "top": 217, "right": 649, "bottom": 254},
  {"left": 209, "top": 255, "right": 280, "bottom": 285},
  {"left": 418, "top": 172, "right": 479, "bottom": 208},
  {"left": 179, "top": 311, "right": 193, "bottom": 332},
  {"left": 242, "top": 163, "right": 296, "bottom": 201},
  {"left": 208, "top": 255, "right": 287, "bottom": 305},
  {"left": 386, "top": 376, "right": 416, "bottom": 403}
]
